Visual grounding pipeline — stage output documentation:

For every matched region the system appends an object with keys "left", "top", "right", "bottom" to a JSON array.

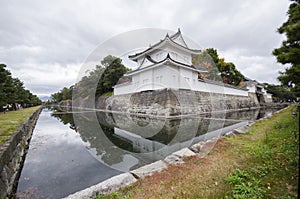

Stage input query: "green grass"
[
  {"left": 93, "top": 104, "right": 299, "bottom": 199},
  {"left": 224, "top": 105, "right": 299, "bottom": 198},
  {"left": 0, "top": 106, "right": 40, "bottom": 144}
]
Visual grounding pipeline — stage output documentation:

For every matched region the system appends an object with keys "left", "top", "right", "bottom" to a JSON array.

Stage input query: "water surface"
[
  {"left": 16, "top": 107, "right": 280, "bottom": 198},
  {"left": 16, "top": 109, "right": 121, "bottom": 198}
]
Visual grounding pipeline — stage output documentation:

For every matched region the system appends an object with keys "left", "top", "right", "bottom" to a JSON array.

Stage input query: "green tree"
[
  {"left": 193, "top": 49, "right": 222, "bottom": 81},
  {"left": 51, "top": 91, "right": 63, "bottom": 103},
  {"left": 265, "top": 84, "right": 297, "bottom": 102},
  {"left": 219, "top": 59, "right": 244, "bottom": 86},
  {"left": 96, "top": 55, "right": 129, "bottom": 95},
  {"left": 0, "top": 64, "right": 41, "bottom": 109},
  {"left": 0, "top": 64, "right": 13, "bottom": 105},
  {"left": 74, "top": 69, "right": 102, "bottom": 100},
  {"left": 50, "top": 86, "right": 74, "bottom": 103},
  {"left": 193, "top": 48, "right": 244, "bottom": 86},
  {"left": 11, "top": 78, "right": 25, "bottom": 103},
  {"left": 273, "top": 0, "right": 300, "bottom": 96},
  {"left": 61, "top": 87, "right": 72, "bottom": 100}
]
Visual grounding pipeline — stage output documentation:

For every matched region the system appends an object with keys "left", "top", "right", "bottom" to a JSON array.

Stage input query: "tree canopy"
[
  {"left": 50, "top": 86, "right": 73, "bottom": 103},
  {"left": 193, "top": 48, "right": 244, "bottom": 86},
  {"left": 96, "top": 55, "right": 129, "bottom": 95},
  {"left": 273, "top": 0, "right": 300, "bottom": 97},
  {"left": 0, "top": 64, "right": 41, "bottom": 109},
  {"left": 265, "top": 84, "right": 297, "bottom": 102}
]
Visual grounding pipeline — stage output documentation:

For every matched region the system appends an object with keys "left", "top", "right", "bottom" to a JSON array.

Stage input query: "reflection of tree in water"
[
  {"left": 49, "top": 110, "right": 133, "bottom": 166},
  {"left": 75, "top": 112, "right": 135, "bottom": 166},
  {"left": 98, "top": 122, "right": 134, "bottom": 152},
  {"left": 51, "top": 112, "right": 76, "bottom": 130},
  {"left": 49, "top": 107, "right": 76, "bottom": 130},
  {"left": 146, "top": 119, "right": 179, "bottom": 145},
  {"left": 223, "top": 108, "right": 280, "bottom": 121},
  {"left": 225, "top": 109, "right": 259, "bottom": 120}
]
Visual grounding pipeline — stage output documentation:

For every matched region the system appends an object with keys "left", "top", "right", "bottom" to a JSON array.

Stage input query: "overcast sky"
[{"left": 0, "top": 0, "right": 291, "bottom": 96}]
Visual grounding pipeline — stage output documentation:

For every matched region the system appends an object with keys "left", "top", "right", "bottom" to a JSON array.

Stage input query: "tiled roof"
[
  {"left": 128, "top": 29, "right": 200, "bottom": 61},
  {"left": 125, "top": 53, "right": 207, "bottom": 76}
]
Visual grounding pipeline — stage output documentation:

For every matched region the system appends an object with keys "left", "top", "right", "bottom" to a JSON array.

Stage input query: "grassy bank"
[
  {"left": 0, "top": 106, "right": 41, "bottom": 144},
  {"left": 95, "top": 104, "right": 299, "bottom": 199}
]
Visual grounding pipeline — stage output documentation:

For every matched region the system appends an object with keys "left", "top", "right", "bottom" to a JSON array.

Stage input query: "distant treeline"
[
  {"left": 265, "top": 84, "right": 298, "bottom": 102},
  {"left": 50, "top": 86, "right": 74, "bottom": 103},
  {"left": 0, "top": 64, "right": 42, "bottom": 111}
]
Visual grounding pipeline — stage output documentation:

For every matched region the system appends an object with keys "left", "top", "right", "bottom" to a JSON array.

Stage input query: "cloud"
[
  {"left": 220, "top": 49, "right": 282, "bottom": 84},
  {"left": 10, "top": 62, "right": 81, "bottom": 95},
  {"left": 0, "top": 0, "right": 291, "bottom": 95}
]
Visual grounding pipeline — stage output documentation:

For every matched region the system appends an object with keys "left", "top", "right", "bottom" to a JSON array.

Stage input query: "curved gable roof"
[
  {"left": 125, "top": 53, "right": 207, "bottom": 77},
  {"left": 128, "top": 29, "right": 201, "bottom": 61},
  {"left": 138, "top": 55, "right": 158, "bottom": 69},
  {"left": 170, "top": 28, "right": 188, "bottom": 47}
]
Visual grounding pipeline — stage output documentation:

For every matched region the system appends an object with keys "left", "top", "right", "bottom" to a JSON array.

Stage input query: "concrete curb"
[
  {"left": 64, "top": 173, "right": 137, "bottom": 199},
  {"left": 130, "top": 160, "right": 167, "bottom": 179}
]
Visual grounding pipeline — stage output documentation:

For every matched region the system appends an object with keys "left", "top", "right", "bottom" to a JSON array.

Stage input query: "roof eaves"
[{"left": 128, "top": 29, "right": 200, "bottom": 60}]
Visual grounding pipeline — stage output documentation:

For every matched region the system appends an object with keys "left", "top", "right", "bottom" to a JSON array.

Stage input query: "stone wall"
[
  {"left": 0, "top": 107, "right": 42, "bottom": 198},
  {"left": 96, "top": 89, "right": 260, "bottom": 117}
]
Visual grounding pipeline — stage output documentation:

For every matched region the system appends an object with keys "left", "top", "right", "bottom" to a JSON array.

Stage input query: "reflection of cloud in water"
[{"left": 17, "top": 110, "right": 121, "bottom": 199}]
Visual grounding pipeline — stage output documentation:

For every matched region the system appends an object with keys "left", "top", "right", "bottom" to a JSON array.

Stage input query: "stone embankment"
[
  {"left": 0, "top": 108, "right": 42, "bottom": 198},
  {"left": 96, "top": 89, "right": 260, "bottom": 117},
  {"left": 63, "top": 89, "right": 288, "bottom": 118}
]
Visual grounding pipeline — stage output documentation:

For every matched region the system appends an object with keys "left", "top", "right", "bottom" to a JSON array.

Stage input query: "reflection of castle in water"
[{"left": 50, "top": 107, "right": 274, "bottom": 171}]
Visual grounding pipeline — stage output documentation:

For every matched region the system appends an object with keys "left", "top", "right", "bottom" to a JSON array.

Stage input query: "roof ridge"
[
  {"left": 169, "top": 28, "right": 181, "bottom": 40},
  {"left": 128, "top": 29, "right": 200, "bottom": 61}
]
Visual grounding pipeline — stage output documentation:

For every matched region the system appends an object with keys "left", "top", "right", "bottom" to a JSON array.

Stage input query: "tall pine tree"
[{"left": 273, "top": 0, "right": 300, "bottom": 97}]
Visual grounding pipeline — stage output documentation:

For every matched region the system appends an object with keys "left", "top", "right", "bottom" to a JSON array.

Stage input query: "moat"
[{"left": 16, "top": 107, "right": 280, "bottom": 198}]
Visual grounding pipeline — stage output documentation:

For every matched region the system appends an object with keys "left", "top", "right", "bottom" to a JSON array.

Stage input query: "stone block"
[
  {"left": 172, "top": 148, "right": 195, "bottom": 158},
  {"left": 224, "top": 131, "right": 235, "bottom": 137},
  {"left": 0, "top": 178, "right": 7, "bottom": 199},
  {"left": 130, "top": 160, "right": 167, "bottom": 179},
  {"left": 232, "top": 125, "right": 250, "bottom": 134},
  {"left": 64, "top": 172, "right": 137, "bottom": 199},
  {"left": 190, "top": 142, "right": 204, "bottom": 153},
  {"left": 164, "top": 154, "right": 184, "bottom": 165}
]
